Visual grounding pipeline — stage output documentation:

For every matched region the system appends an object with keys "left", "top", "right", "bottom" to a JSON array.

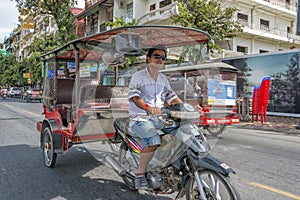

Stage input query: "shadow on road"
[{"left": 0, "top": 144, "right": 172, "bottom": 200}]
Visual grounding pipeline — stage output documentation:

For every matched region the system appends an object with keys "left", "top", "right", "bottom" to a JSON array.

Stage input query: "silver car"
[{"left": 8, "top": 87, "right": 22, "bottom": 98}]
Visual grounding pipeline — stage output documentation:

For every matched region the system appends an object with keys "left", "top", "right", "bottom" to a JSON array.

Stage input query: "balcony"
[
  {"left": 78, "top": 0, "right": 113, "bottom": 20},
  {"left": 19, "top": 29, "right": 34, "bottom": 42},
  {"left": 86, "top": 28, "right": 98, "bottom": 36},
  {"left": 237, "top": 19, "right": 300, "bottom": 44},
  {"left": 137, "top": 2, "right": 179, "bottom": 25},
  {"left": 261, "top": 0, "right": 297, "bottom": 12},
  {"left": 237, "top": 0, "right": 297, "bottom": 17}
]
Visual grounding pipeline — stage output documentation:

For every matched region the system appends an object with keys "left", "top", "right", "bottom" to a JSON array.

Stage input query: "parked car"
[
  {"left": 25, "top": 88, "right": 42, "bottom": 102},
  {"left": 7, "top": 87, "right": 22, "bottom": 98}
]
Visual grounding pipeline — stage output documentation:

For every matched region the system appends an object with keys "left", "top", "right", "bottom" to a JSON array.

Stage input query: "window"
[
  {"left": 287, "top": 26, "right": 291, "bottom": 37},
  {"left": 237, "top": 46, "right": 248, "bottom": 53},
  {"left": 91, "top": 13, "right": 98, "bottom": 34},
  {"left": 259, "top": 49, "right": 269, "bottom": 53},
  {"left": 159, "top": 0, "right": 172, "bottom": 8},
  {"left": 260, "top": 19, "right": 269, "bottom": 31},
  {"left": 237, "top": 13, "right": 248, "bottom": 26},
  {"left": 127, "top": 2, "right": 133, "bottom": 19},
  {"left": 150, "top": 4, "right": 156, "bottom": 11}
]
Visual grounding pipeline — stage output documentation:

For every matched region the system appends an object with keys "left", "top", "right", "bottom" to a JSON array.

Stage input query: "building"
[
  {"left": 77, "top": 0, "right": 300, "bottom": 57},
  {"left": 17, "top": 13, "right": 35, "bottom": 61},
  {"left": 77, "top": 0, "right": 178, "bottom": 36},
  {"left": 223, "top": 0, "right": 300, "bottom": 56}
]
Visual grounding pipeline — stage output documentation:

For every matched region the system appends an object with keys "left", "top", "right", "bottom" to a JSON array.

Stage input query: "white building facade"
[
  {"left": 225, "top": 0, "right": 300, "bottom": 55},
  {"left": 79, "top": 0, "right": 300, "bottom": 57}
]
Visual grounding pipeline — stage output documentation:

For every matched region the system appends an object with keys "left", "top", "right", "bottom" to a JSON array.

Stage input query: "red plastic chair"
[
  {"left": 251, "top": 86, "right": 260, "bottom": 122},
  {"left": 252, "top": 76, "right": 271, "bottom": 123},
  {"left": 259, "top": 76, "right": 270, "bottom": 123}
]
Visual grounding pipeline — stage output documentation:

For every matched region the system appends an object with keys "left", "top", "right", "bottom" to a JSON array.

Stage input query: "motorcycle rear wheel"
[{"left": 186, "top": 169, "right": 241, "bottom": 200}]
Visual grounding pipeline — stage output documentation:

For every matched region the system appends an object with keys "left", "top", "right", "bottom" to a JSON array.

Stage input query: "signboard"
[
  {"left": 48, "top": 70, "right": 54, "bottom": 78},
  {"left": 23, "top": 73, "right": 32, "bottom": 78},
  {"left": 67, "top": 62, "right": 76, "bottom": 69},
  {"left": 207, "top": 79, "right": 236, "bottom": 106}
]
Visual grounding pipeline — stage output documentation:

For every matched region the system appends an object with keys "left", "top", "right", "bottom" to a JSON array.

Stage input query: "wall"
[{"left": 222, "top": 49, "right": 300, "bottom": 114}]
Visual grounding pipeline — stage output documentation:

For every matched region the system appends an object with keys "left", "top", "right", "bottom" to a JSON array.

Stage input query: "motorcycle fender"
[{"left": 188, "top": 149, "right": 235, "bottom": 176}]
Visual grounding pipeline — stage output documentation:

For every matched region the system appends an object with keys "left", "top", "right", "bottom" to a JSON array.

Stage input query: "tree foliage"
[
  {"left": 0, "top": 0, "right": 79, "bottom": 87},
  {"left": 172, "top": 0, "right": 243, "bottom": 51},
  {"left": 270, "top": 54, "right": 300, "bottom": 113},
  {"left": 105, "top": 17, "right": 137, "bottom": 28}
]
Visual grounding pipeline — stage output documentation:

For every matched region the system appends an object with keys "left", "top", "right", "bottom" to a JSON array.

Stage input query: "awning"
[
  {"left": 0, "top": 49, "right": 8, "bottom": 56},
  {"left": 19, "top": 22, "right": 34, "bottom": 30}
]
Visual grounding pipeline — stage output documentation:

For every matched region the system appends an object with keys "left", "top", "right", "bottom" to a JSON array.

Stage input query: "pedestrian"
[{"left": 128, "top": 44, "right": 182, "bottom": 189}]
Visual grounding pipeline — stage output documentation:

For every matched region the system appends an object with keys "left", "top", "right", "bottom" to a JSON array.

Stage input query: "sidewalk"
[{"left": 235, "top": 116, "right": 300, "bottom": 135}]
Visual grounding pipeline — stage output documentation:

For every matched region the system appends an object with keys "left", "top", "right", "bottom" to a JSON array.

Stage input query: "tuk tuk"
[
  {"left": 161, "top": 62, "right": 240, "bottom": 136},
  {"left": 37, "top": 25, "right": 212, "bottom": 167}
]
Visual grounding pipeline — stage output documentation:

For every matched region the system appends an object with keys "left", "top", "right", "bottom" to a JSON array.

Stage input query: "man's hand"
[
  {"left": 148, "top": 107, "right": 161, "bottom": 115},
  {"left": 195, "top": 105, "right": 202, "bottom": 112}
]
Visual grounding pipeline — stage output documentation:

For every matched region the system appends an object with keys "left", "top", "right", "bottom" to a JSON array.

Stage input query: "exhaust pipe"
[{"left": 106, "top": 155, "right": 126, "bottom": 176}]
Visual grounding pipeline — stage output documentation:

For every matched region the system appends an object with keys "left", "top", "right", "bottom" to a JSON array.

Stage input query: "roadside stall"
[{"left": 161, "top": 62, "right": 240, "bottom": 136}]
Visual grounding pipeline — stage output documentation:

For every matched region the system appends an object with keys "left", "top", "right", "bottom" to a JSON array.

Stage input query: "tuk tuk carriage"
[
  {"left": 37, "top": 25, "right": 212, "bottom": 167},
  {"left": 161, "top": 62, "right": 240, "bottom": 136}
]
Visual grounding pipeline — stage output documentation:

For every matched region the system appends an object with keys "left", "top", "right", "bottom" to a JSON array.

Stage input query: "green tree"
[
  {"left": 105, "top": 17, "right": 137, "bottom": 28},
  {"left": 172, "top": 0, "right": 243, "bottom": 52},
  {"left": 7, "top": 0, "right": 79, "bottom": 86},
  {"left": 270, "top": 54, "right": 300, "bottom": 113},
  {"left": 14, "top": 0, "right": 78, "bottom": 45}
]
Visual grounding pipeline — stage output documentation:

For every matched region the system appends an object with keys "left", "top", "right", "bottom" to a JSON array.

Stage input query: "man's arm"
[
  {"left": 131, "top": 96, "right": 149, "bottom": 111},
  {"left": 169, "top": 97, "right": 182, "bottom": 105}
]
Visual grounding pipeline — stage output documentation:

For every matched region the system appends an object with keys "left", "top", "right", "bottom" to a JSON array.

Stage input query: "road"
[{"left": 0, "top": 98, "right": 300, "bottom": 200}]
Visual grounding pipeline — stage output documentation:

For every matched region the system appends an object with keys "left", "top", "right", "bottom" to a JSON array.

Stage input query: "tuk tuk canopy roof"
[
  {"left": 41, "top": 25, "right": 211, "bottom": 62},
  {"left": 161, "top": 62, "right": 240, "bottom": 76}
]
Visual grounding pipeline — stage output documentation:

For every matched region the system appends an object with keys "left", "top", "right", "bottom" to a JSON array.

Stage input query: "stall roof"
[
  {"left": 161, "top": 62, "right": 240, "bottom": 75},
  {"left": 41, "top": 25, "right": 211, "bottom": 62}
]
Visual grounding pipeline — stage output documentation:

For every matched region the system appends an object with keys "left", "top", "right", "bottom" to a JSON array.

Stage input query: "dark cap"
[{"left": 147, "top": 44, "right": 167, "bottom": 58}]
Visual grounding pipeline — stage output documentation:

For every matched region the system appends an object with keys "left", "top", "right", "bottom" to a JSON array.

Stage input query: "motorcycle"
[
  {"left": 1, "top": 89, "right": 8, "bottom": 99},
  {"left": 106, "top": 103, "right": 241, "bottom": 199}
]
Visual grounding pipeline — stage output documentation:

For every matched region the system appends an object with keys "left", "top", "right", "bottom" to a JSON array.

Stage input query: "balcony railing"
[
  {"left": 237, "top": 18, "right": 249, "bottom": 27},
  {"left": 86, "top": 0, "right": 101, "bottom": 9},
  {"left": 137, "top": 2, "right": 178, "bottom": 25},
  {"left": 262, "top": 0, "right": 297, "bottom": 12},
  {"left": 239, "top": 19, "right": 300, "bottom": 43},
  {"left": 86, "top": 28, "right": 98, "bottom": 36}
]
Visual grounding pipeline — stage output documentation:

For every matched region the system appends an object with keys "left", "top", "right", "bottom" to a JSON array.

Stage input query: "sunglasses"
[{"left": 152, "top": 54, "right": 166, "bottom": 61}]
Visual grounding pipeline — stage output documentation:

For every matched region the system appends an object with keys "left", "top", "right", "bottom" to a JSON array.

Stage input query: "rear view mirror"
[
  {"left": 113, "top": 34, "right": 141, "bottom": 55},
  {"left": 201, "top": 45, "right": 211, "bottom": 62}
]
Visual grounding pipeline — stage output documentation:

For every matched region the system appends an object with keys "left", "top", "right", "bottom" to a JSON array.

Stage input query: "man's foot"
[{"left": 134, "top": 175, "right": 149, "bottom": 190}]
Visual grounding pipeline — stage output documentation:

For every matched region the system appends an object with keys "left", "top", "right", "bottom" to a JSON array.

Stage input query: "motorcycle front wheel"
[
  {"left": 206, "top": 125, "right": 225, "bottom": 137},
  {"left": 186, "top": 170, "right": 241, "bottom": 200}
]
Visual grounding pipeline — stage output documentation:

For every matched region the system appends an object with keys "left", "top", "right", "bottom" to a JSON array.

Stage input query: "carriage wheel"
[{"left": 42, "top": 127, "right": 57, "bottom": 168}]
